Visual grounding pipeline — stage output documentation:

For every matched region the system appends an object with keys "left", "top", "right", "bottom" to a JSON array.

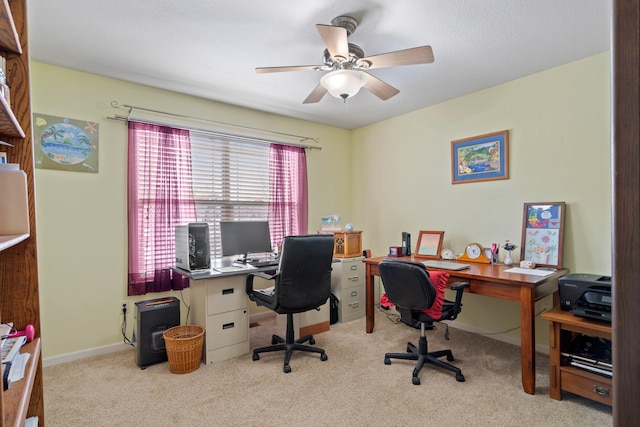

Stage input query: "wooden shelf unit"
[
  {"left": 2, "top": 339, "right": 41, "bottom": 426},
  {"left": 542, "top": 306, "right": 612, "bottom": 406},
  {"left": 0, "top": 1, "right": 44, "bottom": 426}
]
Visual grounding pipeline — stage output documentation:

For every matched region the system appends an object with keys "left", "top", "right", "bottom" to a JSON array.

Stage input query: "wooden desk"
[{"left": 363, "top": 255, "right": 569, "bottom": 395}]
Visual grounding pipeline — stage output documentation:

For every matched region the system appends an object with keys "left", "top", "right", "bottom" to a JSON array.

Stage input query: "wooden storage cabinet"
[
  {"left": 190, "top": 275, "right": 250, "bottom": 364},
  {"left": 542, "top": 306, "right": 612, "bottom": 406},
  {"left": 0, "top": 1, "right": 44, "bottom": 426},
  {"left": 331, "top": 257, "right": 365, "bottom": 323},
  {"left": 318, "top": 231, "right": 362, "bottom": 258}
]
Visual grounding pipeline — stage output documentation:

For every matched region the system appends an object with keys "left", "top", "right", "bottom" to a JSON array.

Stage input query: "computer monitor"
[{"left": 220, "top": 221, "right": 273, "bottom": 262}]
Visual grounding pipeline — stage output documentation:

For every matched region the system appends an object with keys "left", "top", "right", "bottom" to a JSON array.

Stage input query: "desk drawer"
[
  {"left": 560, "top": 368, "right": 612, "bottom": 406},
  {"left": 206, "top": 309, "right": 248, "bottom": 351},
  {"left": 206, "top": 275, "right": 247, "bottom": 314},
  {"left": 339, "top": 284, "right": 365, "bottom": 323}
]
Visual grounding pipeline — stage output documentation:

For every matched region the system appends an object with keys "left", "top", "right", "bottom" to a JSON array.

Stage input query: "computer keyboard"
[
  {"left": 249, "top": 259, "right": 279, "bottom": 268},
  {"left": 421, "top": 260, "right": 470, "bottom": 271}
]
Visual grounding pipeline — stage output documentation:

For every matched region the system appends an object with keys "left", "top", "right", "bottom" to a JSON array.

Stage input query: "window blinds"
[{"left": 189, "top": 130, "right": 271, "bottom": 257}]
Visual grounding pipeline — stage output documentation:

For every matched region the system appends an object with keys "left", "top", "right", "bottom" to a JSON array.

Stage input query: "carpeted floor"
[{"left": 43, "top": 309, "right": 612, "bottom": 426}]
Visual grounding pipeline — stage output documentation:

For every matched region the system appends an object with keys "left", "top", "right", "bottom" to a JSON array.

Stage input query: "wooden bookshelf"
[
  {"left": 0, "top": 1, "right": 44, "bottom": 425},
  {"left": 2, "top": 339, "right": 41, "bottom": 426}
]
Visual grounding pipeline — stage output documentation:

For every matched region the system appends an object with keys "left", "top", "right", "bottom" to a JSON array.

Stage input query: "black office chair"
[
  {"left": 246, "top": 234, "right": 334, "bottom": 373},
  {"left": 379, "top": 259, "right": 470, "bottom": 385}
]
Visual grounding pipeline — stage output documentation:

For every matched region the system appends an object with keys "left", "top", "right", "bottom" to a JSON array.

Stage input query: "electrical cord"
[
  {"left": 121, "top": 304, "right": 134, "bottom": 346},
  {"left": 180, "top": 290, "right": 191, "bottom": 324}
]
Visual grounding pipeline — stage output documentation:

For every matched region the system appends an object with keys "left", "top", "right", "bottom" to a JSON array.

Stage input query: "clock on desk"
[{"left": 457, "top": 242, "right": 491, "bottom": 263}]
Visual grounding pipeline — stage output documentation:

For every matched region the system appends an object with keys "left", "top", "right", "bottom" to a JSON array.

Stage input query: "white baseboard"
[
  {"left": 45, "top": 313, "right": 277, "bottom": 367},
  {"left": 449, "top": 320, "right": 550, "bottom": 355},
  {"left": 43, "top": 342, "right": 133, "bottom": 368}
]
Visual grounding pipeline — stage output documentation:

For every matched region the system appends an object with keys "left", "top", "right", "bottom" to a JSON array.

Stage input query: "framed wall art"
[
  {"left": 451, "top": 130, "right": 509, "bottom": 184},
  {"left": 414, "top": 230, "right": 445, "bottom": 259},
  {"left": 520, "top": 202, "right": 565, "bottom": 269},
  {"left": 33, "top": 113, "right": 99, "bottom": 173}
]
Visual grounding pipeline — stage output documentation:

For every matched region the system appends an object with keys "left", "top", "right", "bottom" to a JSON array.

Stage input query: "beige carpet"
[{"left": 43, "top": 310, "right": 612, "bottom": 426}]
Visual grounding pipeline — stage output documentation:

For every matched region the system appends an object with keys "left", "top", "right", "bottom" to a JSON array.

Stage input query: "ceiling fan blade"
[
  {"left": 362, "top": 45, "right": 434, "bottom": 69},
  {"left": 363, "top": 73, "right": 400, "bottom": 100},
  {"left": 256, "top": 65, "right": 322, "bottom": 74},
  {"left": 316, "top": 24, "right": 349, "bottom": 60},
  {"left": 302, "top": 84, "right": 328, "bottom": 104}
]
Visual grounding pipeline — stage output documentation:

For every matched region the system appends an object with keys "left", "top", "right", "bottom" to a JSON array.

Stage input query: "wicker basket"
[{"left": 163, "top": 325, "right": 205, "bottom": 374}]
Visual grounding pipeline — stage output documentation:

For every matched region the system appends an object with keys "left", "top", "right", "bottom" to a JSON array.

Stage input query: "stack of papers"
[
  {"left": 1, "top": 335, "right": 26, "bottom": 364},
  {"left": 214, "top": 264, "right": 257, "bottom": 273},
  {"left": 504, "top": 267, "right": 554, "bottom": 276}
]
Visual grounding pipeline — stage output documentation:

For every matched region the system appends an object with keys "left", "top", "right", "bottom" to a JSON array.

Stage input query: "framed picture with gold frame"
[
  {"left": 414, "top": 230, "right": 445, "bottom": 259},
  {"left": 520, "top": 202, "right": 565, "bottom": 269}
]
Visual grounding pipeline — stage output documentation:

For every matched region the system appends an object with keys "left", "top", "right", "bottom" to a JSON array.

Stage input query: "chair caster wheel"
[
  {"left": 456, "top": 373, "right": 465, "bottom": 382},
  {"left": 309, "top": 337, "right": 316, "bottom": 345},
  {"left": 447, "top": 354, "right": 454, "bottom": 361},
  {"left": 412, "top": 376, "right": 421, "bottom": 385},
  {"left": 284, "top": 364, "right": 291, "bottom": 373},
  {"left": 384, "top": 358, "right": 391, "bottom": 365},
  {"left": 320, "top": 352, "right": 328, "bottom": 361},
  {"left": 252, "top": 353, "right": 260, "bottom": 361}
]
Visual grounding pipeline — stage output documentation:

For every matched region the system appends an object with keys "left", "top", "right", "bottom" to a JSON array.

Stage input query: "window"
[
  {"left": 128, "top": 121, "right": 308, "bottom": 295},
  {"left": 189, "top": 131, "right": 271, "bottom": 256}
]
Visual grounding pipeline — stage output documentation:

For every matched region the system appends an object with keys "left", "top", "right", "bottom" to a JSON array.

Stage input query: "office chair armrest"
[
  {"left": 246, "top": 272, "right": 276, "bottom": 296},
  {"left": 450, "top": 281, "right": 470, "bottom": 291},
  {"left": 449, "top": 281, "right": 470, "bottom": 320}
]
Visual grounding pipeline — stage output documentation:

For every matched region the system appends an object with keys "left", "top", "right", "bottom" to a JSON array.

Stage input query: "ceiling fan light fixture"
[{"left": 320, "top": 69, "right": 367, "bottom": 101}]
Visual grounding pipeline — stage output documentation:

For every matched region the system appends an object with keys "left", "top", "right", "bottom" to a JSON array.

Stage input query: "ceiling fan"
[{"left": 255, "top": 15, "right": 434, "bottom": 104}]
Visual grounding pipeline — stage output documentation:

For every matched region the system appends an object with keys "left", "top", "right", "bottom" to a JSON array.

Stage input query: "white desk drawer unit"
[
  {"left": 191, "top": 274, "right": 250, "bottom": 364},
  {"left": 331, "top": 257, "right": 365, "bottom": 323}
]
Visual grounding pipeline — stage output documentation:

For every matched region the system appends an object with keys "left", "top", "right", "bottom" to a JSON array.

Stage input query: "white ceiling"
[{"left": 28, "top": 1, "right": 611, "bottom": 130}]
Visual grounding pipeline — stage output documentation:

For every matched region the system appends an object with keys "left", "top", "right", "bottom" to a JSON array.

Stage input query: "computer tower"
[
  {"left": 175, "top": 223, "right": 211, "bottom": 271},
  {"left": 135, "top": 297, "right": 180, "bottom": 368}
]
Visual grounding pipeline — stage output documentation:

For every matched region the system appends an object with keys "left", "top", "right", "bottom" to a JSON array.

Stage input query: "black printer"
[{"left": 558, "top": 273, "right": 612, "bottom": 322}]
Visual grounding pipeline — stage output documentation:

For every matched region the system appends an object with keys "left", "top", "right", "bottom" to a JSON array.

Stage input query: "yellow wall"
[
  {"left": 31, "top": 62, "right": 351, "bottom": 358},
  {"left": 32, "top": 51, "right": 610, "bottom": 359},
  {"left": 351, "top": 52, "right": 611, "bottom": 342}
]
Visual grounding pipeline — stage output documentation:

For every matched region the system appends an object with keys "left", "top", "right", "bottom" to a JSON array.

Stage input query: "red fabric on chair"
[
  {"left": 419, "top": 271, "right": 449, "bottom": 319},
  {"left": 379, "top": 270, "right": 450, "bottom": 319},
  {"left": 379, "top": 293, "right": 394, "bottom": 309}
]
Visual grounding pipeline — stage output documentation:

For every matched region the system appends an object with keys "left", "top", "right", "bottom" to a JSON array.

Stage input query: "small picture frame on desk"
[
  {"left": 520, "top": 202, "right": 565, "bottom": 269},
  {"left": 414, "top": 230, "right": 444, "bottom": 259}
]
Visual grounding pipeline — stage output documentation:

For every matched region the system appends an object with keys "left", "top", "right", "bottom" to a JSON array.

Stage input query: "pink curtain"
[
  {"left": 268, "top": 144, "right": 308, "bottom": 248},
  {"left": 128, "top": 121, "right": 196, "bottom": 295}
]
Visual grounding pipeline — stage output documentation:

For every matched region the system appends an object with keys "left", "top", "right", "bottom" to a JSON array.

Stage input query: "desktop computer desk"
[
  {"left": 174, "top": 260, "right": 330, "bottom": 365},
  {"left": 174, "top": 263, "right": 278, "bottom": 364},
  {"left": 363, "top": 255, "right": 569, "bottom": 395}
]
